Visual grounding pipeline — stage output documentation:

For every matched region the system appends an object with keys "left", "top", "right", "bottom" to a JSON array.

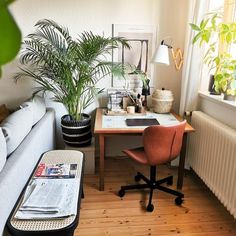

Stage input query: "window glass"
[
  {"left": 200, "top": 0, "right": 236, "bottom": 91},
  {"left": 209, "top": 0, "right": 224, "bottom": 11},
  {"left": 229, "top": 2, "right": 236, "bottom": 58}
]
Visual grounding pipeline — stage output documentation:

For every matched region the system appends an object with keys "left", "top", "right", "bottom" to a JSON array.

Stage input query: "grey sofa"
[{"left": 0, "top": 109, "right": 56, "bottom": 236}]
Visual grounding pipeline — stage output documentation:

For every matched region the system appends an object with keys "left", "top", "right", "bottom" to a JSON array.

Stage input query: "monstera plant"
[
  {"left": 190, "top": 11, "right": 236, "bottom": 100},
  {"left": 15, "top": 19, "right": 133, "bottom": 146}
]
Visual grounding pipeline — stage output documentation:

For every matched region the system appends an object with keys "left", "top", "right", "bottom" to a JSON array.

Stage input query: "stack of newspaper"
[{"left": 15, "top": 178, "right": 80, "bottom": 219}]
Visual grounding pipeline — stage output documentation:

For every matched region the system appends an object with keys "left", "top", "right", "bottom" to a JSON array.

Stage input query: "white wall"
[
  {"left": 1, "top": 0, "right": 157, "bottom": 107},
  {"left": 0, "top": 0, "right": 189, "bottom": 152},
  {"left": 155, "top": 0, "right": 188, "bottom": 112}
]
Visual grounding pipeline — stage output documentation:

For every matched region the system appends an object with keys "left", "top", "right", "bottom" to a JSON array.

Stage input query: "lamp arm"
[
  {"left": 171, "top": 48, "right": 183, "bottom": 71},
  {"left": 161, "top": 40, "right": 172, "bottom": 49}
]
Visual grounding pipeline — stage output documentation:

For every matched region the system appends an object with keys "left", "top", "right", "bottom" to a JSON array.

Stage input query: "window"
[
  {"left": 209, "top": 0, "right": 224, "bottom": 11},
  {"left": 200, "top": 0, "right": 236, "bottom": 91}
]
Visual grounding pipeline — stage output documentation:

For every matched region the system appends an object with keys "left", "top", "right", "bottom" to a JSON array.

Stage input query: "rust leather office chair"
[{"left": 118, "top": 121, "right": 186, "bottom": 212}]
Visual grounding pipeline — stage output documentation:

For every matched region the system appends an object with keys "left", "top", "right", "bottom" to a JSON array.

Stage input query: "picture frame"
[{"left": 112, "top": 24, "right": 156, "bottom": 89}]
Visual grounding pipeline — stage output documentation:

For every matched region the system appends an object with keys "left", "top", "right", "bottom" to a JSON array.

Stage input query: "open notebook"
[{"left": 126, "top": 118, "right": 160, "bottom": 126}]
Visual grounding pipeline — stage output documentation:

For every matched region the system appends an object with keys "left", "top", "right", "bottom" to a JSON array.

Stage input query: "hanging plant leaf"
[{"left": 0, "top": 6, "right": 21, "bottom": 65}]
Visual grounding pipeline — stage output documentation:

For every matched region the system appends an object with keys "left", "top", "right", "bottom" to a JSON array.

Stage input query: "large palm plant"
[{"left": 15, "top": 19, "right": 131, "bottom": 120}]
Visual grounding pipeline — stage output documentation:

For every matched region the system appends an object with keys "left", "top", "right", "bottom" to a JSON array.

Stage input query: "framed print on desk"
[{"left": 111, "top": 24, "right": 156, "bottom": 90}]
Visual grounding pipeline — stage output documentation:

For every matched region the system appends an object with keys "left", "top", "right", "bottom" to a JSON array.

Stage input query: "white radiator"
[{"left": 188, "top": 111, "right": 236, "bottom": 219}]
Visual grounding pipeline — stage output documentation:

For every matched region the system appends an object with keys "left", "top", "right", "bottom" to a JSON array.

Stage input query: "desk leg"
[
  {"left": 177, "top": 133, "right": 187, "bottom": 190},
  {"left": 99, "top": 134, "right": 105, "bottom": 191}
]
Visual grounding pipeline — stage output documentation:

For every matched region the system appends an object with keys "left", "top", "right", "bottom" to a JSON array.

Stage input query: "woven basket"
[{"left": 152, "top": 89, "right": 174, "bottom": 113}]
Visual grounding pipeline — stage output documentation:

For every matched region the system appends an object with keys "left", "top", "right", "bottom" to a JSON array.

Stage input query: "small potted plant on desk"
[
  {"left": 190, "top": 11, "right": 236, "bottom": 100},
  {"left": 15, "top": 19, "right": 131, "bottom": 147}
]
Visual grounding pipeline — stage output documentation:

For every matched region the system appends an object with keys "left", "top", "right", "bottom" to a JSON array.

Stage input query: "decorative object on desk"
[
  {"left": 141, "top": 78, "right": 151, "bottom": 108},
  {"left": 190, "top": 11, "right": 236, "bottom": 101},
  {"left": 126, "top": 106, "right": 135, "bottom": 114},
  {"left": 135, "top": 93, "right": 143, "bottom": 113},
  {"left": 14, "top": 19, "right": 132, "bottom": 147},
  {"left": 122, "top": 96, "right": 132, "bottom": 109},
  {"left": 107, "top": 89, "right": 130, "bottom": 111},
  {"left": 152, "top": 39, "right": 183, "bottom": 70},
  {"left": 152, "top": 89, "right": 174, "bottom": 113}
]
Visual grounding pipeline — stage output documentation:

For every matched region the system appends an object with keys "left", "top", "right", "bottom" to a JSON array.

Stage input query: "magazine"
[
  {"left": 35, "top": 163, "right": 77, "bottom": 178},
  {"left": 14, "top": 178, "right": 80, "bottom": 219}
]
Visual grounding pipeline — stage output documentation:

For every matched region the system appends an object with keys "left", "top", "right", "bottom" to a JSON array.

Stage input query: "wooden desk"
[{"left": 94, "top": 108, "right": 195, "bottom": 191}]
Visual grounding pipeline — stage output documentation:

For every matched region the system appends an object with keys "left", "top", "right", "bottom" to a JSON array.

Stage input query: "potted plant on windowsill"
[
  {"left": 14, "top": 19, "right": 134, "bottom": 147},
  {"left": 214, "top": 53, "right": 236, "bottom": 100},
  {"left": 190, "top": 12, "right": 236, "bottom": 100}
]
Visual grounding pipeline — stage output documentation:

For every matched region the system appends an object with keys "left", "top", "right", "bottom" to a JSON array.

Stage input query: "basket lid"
[{"left": 152, "top": 89, "right": 174, "bottom": 99}]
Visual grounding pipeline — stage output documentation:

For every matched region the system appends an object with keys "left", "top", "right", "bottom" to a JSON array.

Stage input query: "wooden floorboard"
[{"left": 75, "top": 157, "right": 236, "bottom": 236}]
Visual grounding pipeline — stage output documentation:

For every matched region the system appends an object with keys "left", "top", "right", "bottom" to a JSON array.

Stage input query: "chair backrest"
[{"left": 143, "top": 120, "right": 186, "bottom": 165}]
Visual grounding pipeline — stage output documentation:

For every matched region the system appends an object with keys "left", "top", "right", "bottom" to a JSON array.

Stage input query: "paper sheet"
[
  {"left": 102, "top": 113, "right": 179, "bottom": 128},
  {"left": 15, "top": 178, "right": 80, "bottom": 219}
]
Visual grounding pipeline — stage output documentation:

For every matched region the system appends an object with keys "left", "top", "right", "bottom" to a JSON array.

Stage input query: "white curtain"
[
  {"left": 179, "top": 0, "right": 210, "bottom": 116},
  {"left": 172, "top": 0, "right": 211, "bottom": 168}
]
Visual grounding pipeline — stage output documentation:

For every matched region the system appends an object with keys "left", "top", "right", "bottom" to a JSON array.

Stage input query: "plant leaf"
[
  {"left": 189, "top": 23, "right": 201, "bottom": 31},
  {"left": 0, "top": 6, "right": 21, "bottom": 65},
  {"left": 226, "top": 32, "right": 232, "bottom": 43},
  {"left": 200, "top": 18, "right": 209, "bottom": 29},
  {"left": 192, "top": 32, "right": 202, "bottom": 44}
]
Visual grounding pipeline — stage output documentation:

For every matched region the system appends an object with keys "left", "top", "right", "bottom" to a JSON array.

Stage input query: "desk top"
[{"left": 94, "top": 108, "right": 195, "bottom": 134}]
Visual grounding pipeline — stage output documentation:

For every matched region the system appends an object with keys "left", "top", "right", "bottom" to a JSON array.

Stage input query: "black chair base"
[{"left": 118, "top": 166, "right": 184, "bottom": 212}]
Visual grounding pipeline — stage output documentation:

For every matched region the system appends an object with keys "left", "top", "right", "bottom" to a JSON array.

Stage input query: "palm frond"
[
  {"left": 16, "top": 19, "right": 140, "bottom": 120},
  {"left": 35, "top": 19, "right": 72, "bottom": 44}
]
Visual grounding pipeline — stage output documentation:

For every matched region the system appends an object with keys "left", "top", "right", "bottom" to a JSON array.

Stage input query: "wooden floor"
[{"left": 75, "top": 157, "right": 236, "bottom": 236}]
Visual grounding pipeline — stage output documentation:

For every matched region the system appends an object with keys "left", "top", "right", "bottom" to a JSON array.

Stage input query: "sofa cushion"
[
  {"left": 0, "top": 128, "right": 7, "bottom": 172},
  {"left": 0, "top": 109, "right": 55, "bottom": 236},
  {"left": 0, "top": 104, "right": 10, "bottom": 123},
  {"left": 1, "top": 107, "right": 33, "bottom": 155},
  {"left": 20, "top": 96, "right": 46, "bottom": 125}
]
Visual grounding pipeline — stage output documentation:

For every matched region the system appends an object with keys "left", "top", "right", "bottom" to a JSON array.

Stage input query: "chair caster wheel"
[
  {"left": 175, "top": 197, "right": 183, "bottom": 205},
  {"left": 135, "top": 174, "right": 141, "bottom": 182},
  {"left": 146, "top": 204, "right": 154, "bottom": 212},
  {"left": 167, "top": 176, "right": 173, "bottom": 186},
  {"left": 118, "top": 189, "right": 125, "bottom": 197}
]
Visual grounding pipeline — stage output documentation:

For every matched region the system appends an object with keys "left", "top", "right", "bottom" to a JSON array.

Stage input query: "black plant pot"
[
  {"left": 208, "top": 74, "right": 221, "bottom": 95},
  {"left": 61, "top": 113, "right": 92, "bottom": 147}
]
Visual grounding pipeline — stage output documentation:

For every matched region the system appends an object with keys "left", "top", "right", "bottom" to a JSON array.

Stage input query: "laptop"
[{"left": 126, "top": 118, "right": 160, "bottom": 126}]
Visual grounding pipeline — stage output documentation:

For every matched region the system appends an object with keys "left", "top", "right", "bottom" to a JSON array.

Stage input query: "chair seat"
[{"left": 123, "top": 147, "right": 148, "bottom": 165}]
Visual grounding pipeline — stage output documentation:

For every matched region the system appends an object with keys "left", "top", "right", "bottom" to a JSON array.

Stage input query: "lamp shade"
[{"left": 152, "top": 44, "right": 169, "bottom": 65}]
